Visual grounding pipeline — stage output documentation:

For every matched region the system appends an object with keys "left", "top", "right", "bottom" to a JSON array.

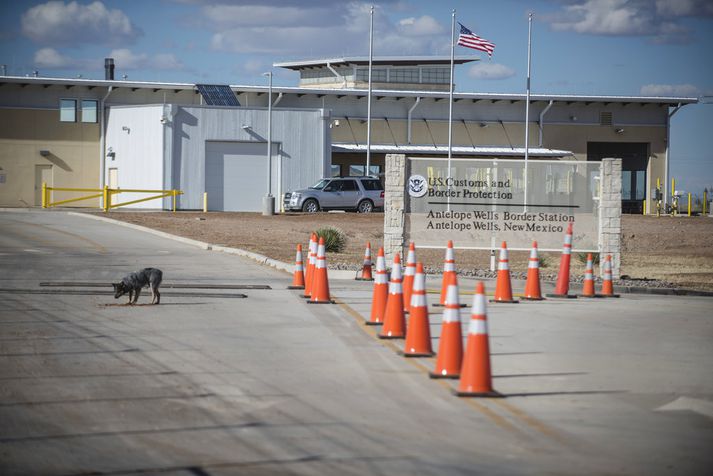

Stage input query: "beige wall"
[
  {"left": 331, "top": 117, "right": 667, "bottom": 211},
  {"left": 0, "top": 108, "right": 100, "bottom": 207}
]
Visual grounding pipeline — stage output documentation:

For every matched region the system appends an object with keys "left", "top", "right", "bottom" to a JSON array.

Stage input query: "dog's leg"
[
  {"left": 127, "top": 290, "right": 133, "bottom": 305},
  {"left": 133, "top": 288, "right": 141, "bottom": 304},
  {"left": 155, "top": 288, "right": 160, "bottom": 305}
]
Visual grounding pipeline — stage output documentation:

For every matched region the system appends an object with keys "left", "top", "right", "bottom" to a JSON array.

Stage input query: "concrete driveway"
[{"left": 1, "top": 210, "right": 711, "bottom": 475}]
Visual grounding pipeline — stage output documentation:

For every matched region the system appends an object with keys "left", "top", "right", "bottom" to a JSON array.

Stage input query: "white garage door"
[{"left": 205, "top": 141, "right": 277, "bottom": 212}]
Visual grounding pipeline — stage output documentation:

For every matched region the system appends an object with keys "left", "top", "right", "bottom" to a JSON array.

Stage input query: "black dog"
[{"left": 113, "top": 268, "right": 163, "bottom": 305}]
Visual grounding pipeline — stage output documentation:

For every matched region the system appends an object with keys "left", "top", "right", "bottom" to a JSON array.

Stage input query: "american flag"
[{"left": 457, "top": 23, "right": 495, "bottom": 57}]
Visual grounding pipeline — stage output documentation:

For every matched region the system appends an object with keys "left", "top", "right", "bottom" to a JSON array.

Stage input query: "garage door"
[{"left": 205, "top": 141, "right": 277, "bottom": 212}]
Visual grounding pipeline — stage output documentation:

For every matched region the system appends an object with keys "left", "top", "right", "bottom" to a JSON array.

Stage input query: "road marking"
[
  {"left": 8, "top": 218, "right": 107, "bottom": 253},
  {"left": 656, "top": 397, "right": 713, "bottom": 419},
  {"left": 335, "top": 299, "right": 532, "bottom": 437}
]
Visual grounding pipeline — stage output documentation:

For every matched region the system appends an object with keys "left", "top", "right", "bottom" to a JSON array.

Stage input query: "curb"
[
  {"left": 24, "top": 211, "right": 713, "bottom": 295},
  {"left": 68, "top": 212, "right": 361, "bottom": 279}
]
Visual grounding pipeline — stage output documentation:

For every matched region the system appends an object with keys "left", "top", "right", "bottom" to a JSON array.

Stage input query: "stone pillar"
[
  {"left": 383, "top": 154, "right": 406, "bottom": 263},
  {"left": 599, "top": 158, "right": 622, "bottom": 279}
]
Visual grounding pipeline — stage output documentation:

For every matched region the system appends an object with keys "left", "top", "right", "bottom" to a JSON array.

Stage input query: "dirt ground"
[{"left": 96, "top": 211, "right": 713, "bottom": 291}]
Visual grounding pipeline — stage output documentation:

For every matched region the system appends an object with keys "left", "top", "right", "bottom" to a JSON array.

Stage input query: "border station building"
[{"left": 0, "top": 56, "right": 697, "bottom": 213}]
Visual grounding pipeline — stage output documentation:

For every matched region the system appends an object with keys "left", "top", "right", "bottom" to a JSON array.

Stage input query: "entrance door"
[
  {"left": 587, "top": 142, "right": 648, "bottom": 214},
  {"left": 34, "top": 165, "right": 52, "bottom": 206}
]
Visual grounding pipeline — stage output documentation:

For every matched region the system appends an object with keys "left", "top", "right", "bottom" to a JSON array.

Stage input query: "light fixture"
[
  {"left": 615, "top": 128, "right": 624, "bottom": 134},
  {"left": 107, "top": 147, "right": 115, "bottom": 160},
  {"left": 570, "top": 115, "right": 577, "bottom": 121},
  {"left": 241, "top": 124, "right": 251, "bottom": 130},
  {"left": 122, "top": 126, "right": 130, "bottom": 133},
  {"left": 39, "top": 149, "right": 50, "bottom": 157},
  {"left": 479, "top": 122, "right": 488, "bottom": 128}
]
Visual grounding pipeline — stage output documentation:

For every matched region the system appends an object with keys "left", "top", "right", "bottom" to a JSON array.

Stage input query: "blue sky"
[{"left": 1, "top": 0, "right": 712, "bottom": 193}]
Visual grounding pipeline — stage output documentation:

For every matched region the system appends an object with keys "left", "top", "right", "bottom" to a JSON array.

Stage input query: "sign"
[{"left": 405, "top": 158, "right": 600, "bottom": 251}]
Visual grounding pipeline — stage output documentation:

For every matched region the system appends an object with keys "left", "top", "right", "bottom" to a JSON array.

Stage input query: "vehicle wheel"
[
  {"left": 302, "top": 199, "right": 319, "bottom": 213},
  {"left": 357, "top": 199, "right": 374, "bottom": 213}
]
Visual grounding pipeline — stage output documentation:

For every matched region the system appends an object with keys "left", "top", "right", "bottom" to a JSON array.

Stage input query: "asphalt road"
[{"left": 1, "top": 210, "right": 712, "bottom": 475}]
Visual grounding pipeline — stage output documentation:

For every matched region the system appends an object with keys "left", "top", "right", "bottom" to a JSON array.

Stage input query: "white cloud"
[
  {"left": 21, "top": 1, "right": 140, "bottom": 46},
  {"left": 467, "top": 62, "right": 515, "bottom": 80},
  {"left": 207, "top": 3, "right": 448, "bottom": 56},
  {"left": 32, "top": 47, "right": 184, "bottom": 72},
  {"left": 33, "top": 48, "right": 81, "bottom": 69},
  {"left": 544, "top": 0, "right": 712, "bottom": 43},
  {"left": 640, "top": 83, "right": 700, "bottom": 97},
  {"left": 655, "top": 0, "right": 713, "bottom": 17},
  {"left": 202, "top": 4, "right": 329, "bottom": 28},
  {"left": 108, "top": 49, "right": 184, "bottom": 71},
  {"left": 398, "top": 16, "right": 444, "bottom": 36}
]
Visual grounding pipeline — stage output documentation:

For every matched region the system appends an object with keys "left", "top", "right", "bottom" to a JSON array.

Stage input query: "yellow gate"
[{"left": 42, "top": 183, "right": 183, "bottom": 212}]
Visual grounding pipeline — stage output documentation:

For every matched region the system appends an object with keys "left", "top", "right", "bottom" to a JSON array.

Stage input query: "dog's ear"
[{"left": 112, "top": 283, "right": 118, "bottom": 291}]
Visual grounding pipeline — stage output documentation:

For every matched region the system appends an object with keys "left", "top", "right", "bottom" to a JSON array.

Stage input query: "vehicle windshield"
[{"left": 309, "top": 179, "right": 331, "bottom": 190}]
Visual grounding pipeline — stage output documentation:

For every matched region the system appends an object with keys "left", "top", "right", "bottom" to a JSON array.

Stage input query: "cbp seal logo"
[{"left": 408, "top": 174, "right": 428, "bottom": 198}]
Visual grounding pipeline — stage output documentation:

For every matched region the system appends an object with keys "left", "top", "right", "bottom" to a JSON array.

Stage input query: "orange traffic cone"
[
  {"left": 492, "top": 241, "right": 518, "bottom": 303},
  {"left": 430, "top": 282, "right": 463, "bottom": 379},
  {"left": 457, "top": 282, "right": 502, "bottom": 398},
  {"left": 522, "top": 241, "right": 544, "bottom": 301},
  {"left": 402, "top": 242, "right": 417, "bottom": 313},
  {"left": 547, "top": 222, "right": 577, "bottom": 299},
  {"left": 307, "top": 237, "right": 334, "bottom": 304},
  {"left": 580, "top": 253, "right": 600, "bottom": 298},
  {"left": 403, "top": 262, "right": 434, "bottom": 357},
  {"left": 379, "top": 253, "right": 406, "bottom": 339},
  {"left": 355, "top": 242, "right": 374, "bottom": 281},
  {"left": 366, "top": 247, "right": 388, "bottom": 325},
  {"left": 435, "top": 241, "right": 466, "bottom": 308},
  {"left": 302, "top": 233, "right": 317, "bottom": 298},
  {"left": 287, "top": 244, "right": 306, "bottom": 289},
  {"left": 600, "top": 254, "right": 620, "bottom": 298}
]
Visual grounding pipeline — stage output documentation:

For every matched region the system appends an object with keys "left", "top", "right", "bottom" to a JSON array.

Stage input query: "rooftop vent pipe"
[{"left": 104, "top": 58, "right": 114, "bottom": 80}]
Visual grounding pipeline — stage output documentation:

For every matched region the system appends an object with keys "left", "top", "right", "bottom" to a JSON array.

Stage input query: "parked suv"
[{"left": 284, "top": 176, "right": 384, "bottom": 213}]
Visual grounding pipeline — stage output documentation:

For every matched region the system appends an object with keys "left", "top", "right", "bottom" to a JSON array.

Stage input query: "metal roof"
[
  {"left": 0, "top": 76, "right": 698, "bottom": 106},
  {"left": 332, "top": 144, "right": 573, "bottom": 158},
  {"left": 274, "top": 56, "right": 478, "bottom": 70}
]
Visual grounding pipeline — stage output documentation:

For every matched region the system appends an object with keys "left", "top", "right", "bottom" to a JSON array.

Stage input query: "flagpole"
[
  {"left": 366, "top": 5, "right": 374, "bottom": 175},
  {"left": 524, "top": 12, "right": 532, "bottom": 212},
  {"left": 447, "top": 9, "right": 455, "bottom": 211}
]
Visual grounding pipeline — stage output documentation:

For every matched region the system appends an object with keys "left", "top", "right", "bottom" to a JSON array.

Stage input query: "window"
[
  {"left": 341, "top": 180, "right": 358, "bottom": 191},
  {"left": 390, "top": 68, "right": 419, "bottom": 83},
  {"left": 360, "top": 179, "right": 383, "bottom": 191},
  {"left": 331, "top": 165, "right": 341, "bottom": 177},
  {"left": 349, "top": 164, "right": 381, "bottom": 176},
  {"left": 60, "top": 99, "right": 77, "bottom": 122},
  {"left": 356, "top": 68, "right": 387, "bottom": 82},
  {"left": 81, "top": 100, "right": 98, "bottom": 123},
  {"left": 421, "top": 67, "right": 450, "bottom": 84}
]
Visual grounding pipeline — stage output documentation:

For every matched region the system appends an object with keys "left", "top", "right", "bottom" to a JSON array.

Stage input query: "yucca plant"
[
  {"left": 538, "top": 254, "right": 552, "bottom": 268},
  {"left": 315, "top": 226, "right": 347, "bottom": 253},
  {"left": 576, "top": 252, "right": 600, "bottom": 265}
]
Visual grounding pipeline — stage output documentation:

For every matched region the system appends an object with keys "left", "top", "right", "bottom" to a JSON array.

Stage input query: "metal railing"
[{"left": 42, "top": 183, "right": 183, "bottom": 212}]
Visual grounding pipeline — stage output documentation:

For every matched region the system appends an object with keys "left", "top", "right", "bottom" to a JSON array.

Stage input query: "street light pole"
[{"left": 262, "top": 71, "right": 274, "bottom": 216}]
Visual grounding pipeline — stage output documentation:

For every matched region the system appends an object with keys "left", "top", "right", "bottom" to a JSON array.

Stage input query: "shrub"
[
  {"left": 315, "top": 226, "right": 347, "bottom": 253},
  {"left": 576, "top": 252, "right": 600, "bottom": 265},
  {"left": 538, "top": 254, "right": 552, "bottom": 268}
]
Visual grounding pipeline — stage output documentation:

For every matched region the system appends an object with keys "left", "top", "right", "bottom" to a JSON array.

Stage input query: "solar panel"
[{"left": 196, "top": 84, "right": 241, "bottom": 107}]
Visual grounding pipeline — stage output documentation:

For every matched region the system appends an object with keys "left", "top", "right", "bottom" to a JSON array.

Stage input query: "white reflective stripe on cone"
[
  {"left": 471, "top": 291, "right": 487, "bottom": 316},
  {"left": 411, "top": 292, "right": 427, "bottom": 307},
  {"left": 468, "top": 318, "right": 488, "bottom": 336},
  {"left": 389, "top": 281, "right": 403, "bottom": 294}
]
